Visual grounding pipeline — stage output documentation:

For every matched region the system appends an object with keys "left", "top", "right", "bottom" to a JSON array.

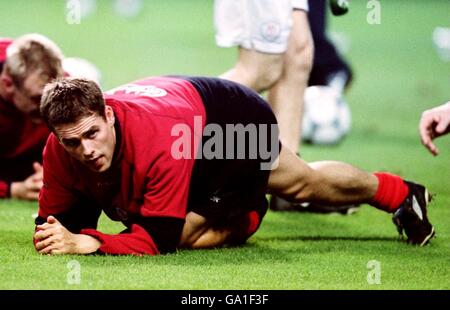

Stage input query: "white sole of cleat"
[{"left": 420, "top": 226, "right": 435, "bottom": 247}]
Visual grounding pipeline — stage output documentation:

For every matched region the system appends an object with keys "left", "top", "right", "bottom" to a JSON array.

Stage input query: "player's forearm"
[
  {"left": 80, "top": 224, "right": 160, "bottom": 255},
  {"left": 74, "top": 234, "right": 102, "bottom": 254}
]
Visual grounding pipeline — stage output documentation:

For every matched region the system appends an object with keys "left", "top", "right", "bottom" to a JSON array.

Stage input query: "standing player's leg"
[
  {"left": 267, "top": 9, "right": 313, "bottom": 152},
  {"left": 215, "top": 0, "right": 306, "bottom": 152},
  {"left": 214, "top": 0, "right": 287, "bottom": 92}
]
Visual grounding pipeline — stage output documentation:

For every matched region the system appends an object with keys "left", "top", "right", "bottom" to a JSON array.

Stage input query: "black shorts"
[{"left": 183, "top": 77, "right": 281, "bottom": 228}]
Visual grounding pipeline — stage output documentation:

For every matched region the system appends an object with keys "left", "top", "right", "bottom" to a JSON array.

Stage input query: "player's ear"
[
  {"left": 104, "top": 105, "right": 115, "bottom": 126},
  {"left": 0, "top": 71, "right": 15, "bottom": 94}
]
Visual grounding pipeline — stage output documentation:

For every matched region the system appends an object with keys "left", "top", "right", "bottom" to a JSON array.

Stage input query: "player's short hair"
[
  {"left": 4, "top": 33, "right": 64, "bottom": 88},
  {"left": 40, "top": 78, "right": 105, "bottom": 132}
]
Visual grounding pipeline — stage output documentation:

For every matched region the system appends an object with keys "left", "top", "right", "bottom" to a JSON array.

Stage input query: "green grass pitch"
[{"left": 0, "top": 0, "right": 449, "bottom": 289}]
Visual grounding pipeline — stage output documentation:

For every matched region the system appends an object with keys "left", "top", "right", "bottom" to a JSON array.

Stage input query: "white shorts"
[{"left": 214, "top": 0, "right": 309, "bottom": 54}]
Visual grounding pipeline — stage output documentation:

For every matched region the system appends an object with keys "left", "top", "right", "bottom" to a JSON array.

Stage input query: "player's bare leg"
[
  {"left": 179, "top": 212, "right": 231, "bottom": 249},
  {"left": 180, "top": 145, "right": 434, "bottom": 248},
  {"left": 179, "top": 146, "right": 379, "bottom": 250},
  {"left": 220, "top": 48, "right": 283, "bottom": 93},
  {"left": 220, "top": 11, "right": 312, "bottom": 153},
  {"left": 188, "top": 226, "right": 231, "bottom": 249},
  {"left": 179, "top": 212, "right": 254, "bottom": 249},
  {"left": 267, "top": 10, "right": 313, "bottom": 152},
  {"left": 268, "top": 146, "right": 378, "bottom": 205},
  {"left": 179, "top": 212, "right": 212, "bottom": 248},
  {"left": 269, "top": 146, "right": 435, "bottom": 245}
]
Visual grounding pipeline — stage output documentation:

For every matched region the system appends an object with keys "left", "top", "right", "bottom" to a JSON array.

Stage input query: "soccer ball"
[
  {"left": 301, "top": 86, "right": 351, "bottom": 145},
  {"left": 62, "top": 57, "right": 102, "bottom": 86}
]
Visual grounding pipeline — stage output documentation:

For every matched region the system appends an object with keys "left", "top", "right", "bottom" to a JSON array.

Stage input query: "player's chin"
[
  {"left": 85, "top": 158, "right": 111, "bottom": 172},
  {"left": 89, "top": 165, "right": 102, "bottom": 173},
  {"left": 96, "top": 162, "right": 112, "bottom": 173}
]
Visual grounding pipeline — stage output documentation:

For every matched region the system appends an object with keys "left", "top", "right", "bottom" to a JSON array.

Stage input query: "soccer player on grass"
[
  {"left": 34, "top": 77, "right": 435, "bottom": 255},
  {"left": 0, "top": 34, "right": 64, "bottom": 200}
]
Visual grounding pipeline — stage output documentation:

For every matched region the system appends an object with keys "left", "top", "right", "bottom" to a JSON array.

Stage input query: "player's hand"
[
  {"left": 419, "top": 102, "right": 450, "bottom": 156},
  {"left": 34, "top": 216, "right": 101, "bottom": 255},
  {"left": 10, "top": 162, "right": 43, "bottom": 200}
]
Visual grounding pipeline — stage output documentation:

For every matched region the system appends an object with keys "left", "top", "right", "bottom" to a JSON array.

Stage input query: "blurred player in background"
[
  {"left": 33, "top": 76, "right": 435, "bottom": 255},
  {"left": 419, "top": 101, "right": 450, "bottom": 156},
  {"left": 271, "top": 0, "right": 355, "bottom": 213},
  {"left": 0, "top": 34, "right": 64, "bottom": 201},
  {"left": 0, "top": 34, "right": 101, "bottom": 201},
  {"left": 214, "top": 0, "right": 313, "bottom": 154}
]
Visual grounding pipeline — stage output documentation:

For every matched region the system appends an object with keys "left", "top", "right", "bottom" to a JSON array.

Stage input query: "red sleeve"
[
  {"left": 140, "top": 155, "right": 192, "bottom": 218},
  {"left": 0, "top": 180, "right": 9, "bottom": 198},
  {"left": 137, "top": 121, "right": 196, "bottom": 220},
  {"left": 76, "top": 147, "right": 191, "bottom": 256},
  {"left": 38, "top": 135, "right": 78, "bottom": 218},
  {"left": 39, "top": 119, "right": 193, "bottom": 255},
  {"left": 37, "top": 138, "right": 162, "bottom": 255},
  {"left": 81, "top": 224, "right": 159, "bottom": 256},
  {"left": 76, "top": 151, "right": 191, "bottom": 256},
  {"left": 39, "top": 136, "right": 183, "bottom": 256}
]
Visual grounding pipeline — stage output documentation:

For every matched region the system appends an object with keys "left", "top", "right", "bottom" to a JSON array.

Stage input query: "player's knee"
[
  {"left": 253, "top": 63, "right": 283, "bottom": 91},
  {"left": 190, "top": 228, "right": 231, "bottom": 249},
  {"left": 299, "top": 41, "right": 314, "bottom": 74},
  {"left": 288, "top": 11, "right": 314, "bottom": 76},
  {"left": 179, "top": 212, "right": 209, "bottom": 248},
  {"left": 288, "top": 37, "right": 314, "bottom": 77},
  {"left": 238, "top": 57, "right": 283, "bottom": 91},
  {"left": 190, "top": 211, "right": 262, "bottom": 248}
]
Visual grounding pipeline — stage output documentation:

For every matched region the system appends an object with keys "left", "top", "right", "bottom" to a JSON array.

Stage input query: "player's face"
[
  {"left": 55, "top": 106, "right": 116, "bottom": 173},
  {"left": 12, "top": 70, "right": 49, "bottom": 123}
]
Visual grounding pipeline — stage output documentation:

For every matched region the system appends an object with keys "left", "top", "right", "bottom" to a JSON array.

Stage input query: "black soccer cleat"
[{"left": 392, "top": 181, "right": 435, "bottom": 246}]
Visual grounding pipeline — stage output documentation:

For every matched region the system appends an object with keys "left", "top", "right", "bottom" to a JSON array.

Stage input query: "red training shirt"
[{"left": 38, "top": 77, "right": 206, "bottom": 255}]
